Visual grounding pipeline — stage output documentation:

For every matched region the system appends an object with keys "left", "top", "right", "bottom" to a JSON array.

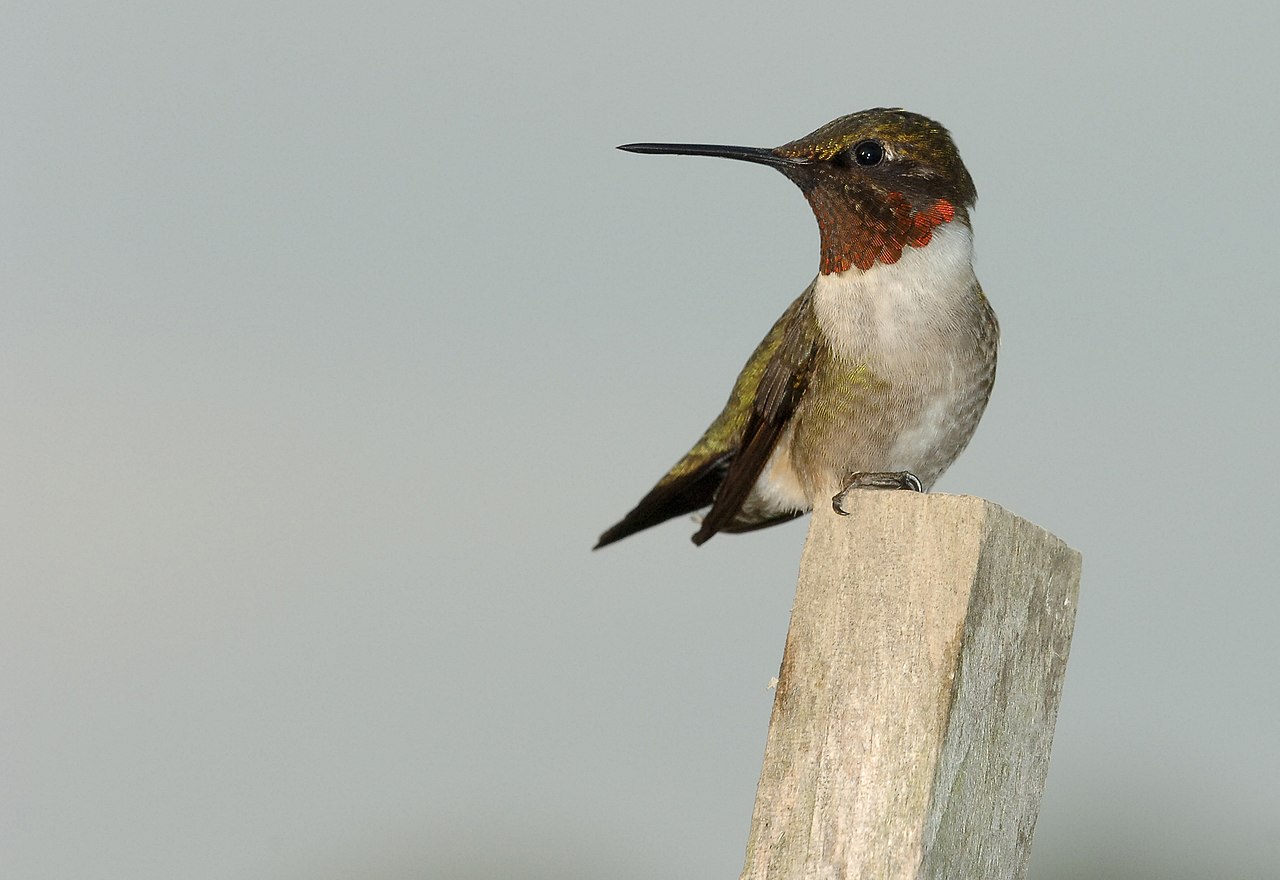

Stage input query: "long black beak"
[{"left": 617, "top": 142, "right": 808, "bottom": 171}]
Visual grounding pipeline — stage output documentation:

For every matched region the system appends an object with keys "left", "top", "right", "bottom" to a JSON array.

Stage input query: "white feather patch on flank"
[{"left": 754, "top": 431, "right": 810, "bottom": 512}]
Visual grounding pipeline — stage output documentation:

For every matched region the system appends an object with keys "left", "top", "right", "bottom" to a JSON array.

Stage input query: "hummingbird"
[{"left": 595, "top": 108, "right": 998, "bottom": 549}]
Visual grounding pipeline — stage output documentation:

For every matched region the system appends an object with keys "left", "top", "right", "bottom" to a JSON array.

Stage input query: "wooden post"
[{"left": 741, "top": 493, "right": 1081, "bottom": 880}]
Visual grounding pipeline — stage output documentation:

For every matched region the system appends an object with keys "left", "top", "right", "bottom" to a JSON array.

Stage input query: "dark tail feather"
[{"left": 594, "top": 455, "right": 730, "bottom": 549}]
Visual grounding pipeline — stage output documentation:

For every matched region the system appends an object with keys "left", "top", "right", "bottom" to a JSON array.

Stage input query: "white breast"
[
  {"left": 810, "top": 222, "right": 982, "bottom": 475},
  {"left": 811, "top": 222, "right": 977, "bottom": 361}
]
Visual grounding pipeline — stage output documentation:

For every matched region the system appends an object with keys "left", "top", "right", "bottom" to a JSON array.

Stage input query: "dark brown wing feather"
[{"left": 692, "top": 296, "right": 819, "bottom": 545}]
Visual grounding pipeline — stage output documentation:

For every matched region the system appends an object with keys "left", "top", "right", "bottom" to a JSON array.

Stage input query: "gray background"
[{"left": 4, "top": 2, "right": 1277, "bottom": 878}]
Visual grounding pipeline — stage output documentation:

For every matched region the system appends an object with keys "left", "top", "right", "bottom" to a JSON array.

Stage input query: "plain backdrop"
[{"left": 4, "top": 2, "right": 1278, "bottom": 878}]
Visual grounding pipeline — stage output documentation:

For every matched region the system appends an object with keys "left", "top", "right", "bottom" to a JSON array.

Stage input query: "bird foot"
[{"left": 831, "top": 471, "right": 924, "bottom": 515}]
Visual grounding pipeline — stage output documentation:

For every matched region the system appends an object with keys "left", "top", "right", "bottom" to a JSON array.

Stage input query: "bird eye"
[{"left": 852, "top": 140, "right": 884, "bottom": 166}]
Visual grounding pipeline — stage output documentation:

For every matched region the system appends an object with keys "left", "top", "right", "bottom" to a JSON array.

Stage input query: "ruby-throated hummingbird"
[{"left": 596, "top": 108, "right": 997, "bottom": 549}]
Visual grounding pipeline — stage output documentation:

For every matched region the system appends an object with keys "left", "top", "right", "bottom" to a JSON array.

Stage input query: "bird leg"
[{"left": 832, "top": 471, "right": 924, "bottom": 515}]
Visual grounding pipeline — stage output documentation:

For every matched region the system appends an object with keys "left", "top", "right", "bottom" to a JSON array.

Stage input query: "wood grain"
[{"left": 741, "top": 493, "right": 1081, "bottom": 880}]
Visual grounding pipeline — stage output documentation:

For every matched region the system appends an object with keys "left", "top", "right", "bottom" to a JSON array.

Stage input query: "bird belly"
[
  {"left": 786, "top": 222, "right": 995, "bottom": 503},
  {"left": 883, "top": 387, "right": 980, "bottom": 482},
  {"left": 768, "top": 352, "right": 990, "bottom": 510}
]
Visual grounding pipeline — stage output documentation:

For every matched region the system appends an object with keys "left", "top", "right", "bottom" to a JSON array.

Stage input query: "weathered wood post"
[{"left": 741, "top": 492, "right": 1081, "bottom": 880}]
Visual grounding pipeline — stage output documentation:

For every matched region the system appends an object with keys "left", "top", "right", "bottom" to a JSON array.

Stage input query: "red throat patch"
[{"left": 810, "top": 193, "right": 957, "bottom": 274}]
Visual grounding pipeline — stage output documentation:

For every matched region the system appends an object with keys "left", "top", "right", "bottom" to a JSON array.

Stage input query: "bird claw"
[{"left": 831, "top": 471, "right": 924, "bottom": 514}]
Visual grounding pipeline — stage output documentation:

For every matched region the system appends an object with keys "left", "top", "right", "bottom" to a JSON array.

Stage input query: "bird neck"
[
  {"left": 811, "top": 221, "right": 978, "bottom": 362},
  {"left": 806, "top": 188, "right": 965, "bottom": 275}
]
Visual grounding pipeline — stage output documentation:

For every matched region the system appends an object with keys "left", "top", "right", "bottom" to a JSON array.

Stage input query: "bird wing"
[
  {"left": 593, "top": 287, "right": 819, "bottom": 549},
  {"left": 691, "top": 289, "right": 819, "bottom": 545}
]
